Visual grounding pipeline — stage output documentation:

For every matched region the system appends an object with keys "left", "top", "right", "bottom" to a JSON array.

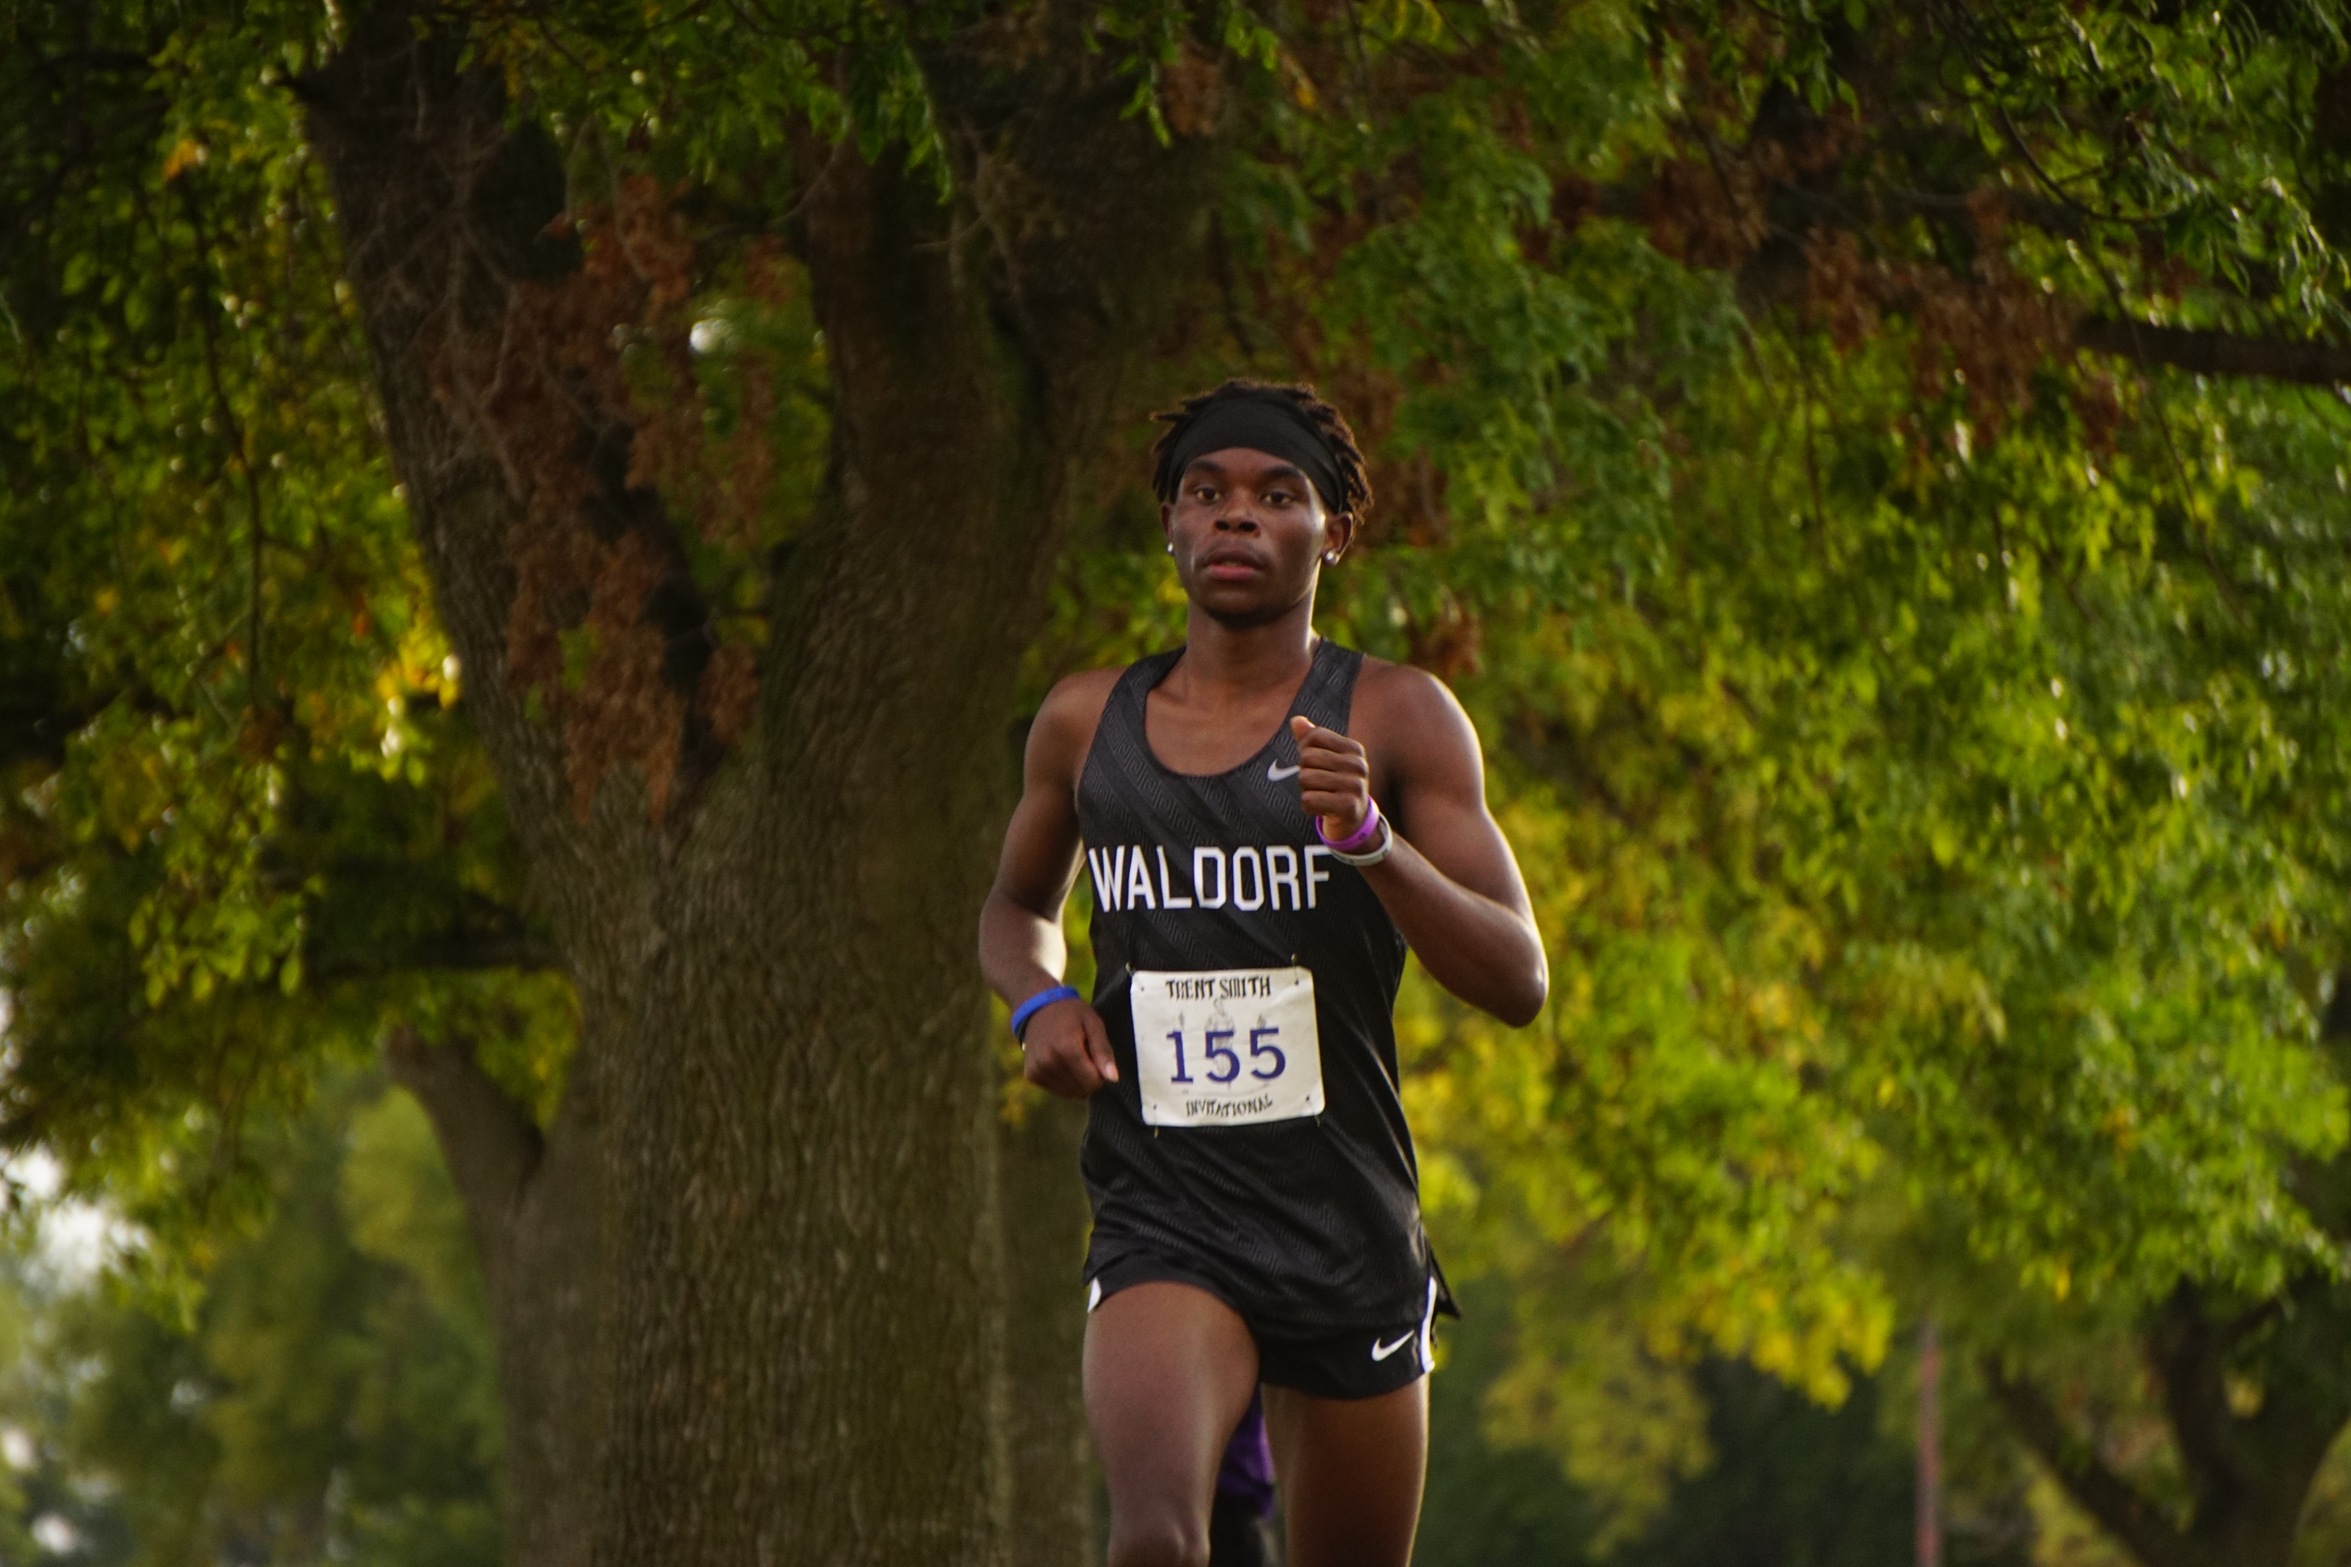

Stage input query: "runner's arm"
[
  {"left": 1293, "top": 671, "right": 1547, "bottom": 1025},
  {"left": 978, "top": 674, "right": 1121, "bottom": 1095}
]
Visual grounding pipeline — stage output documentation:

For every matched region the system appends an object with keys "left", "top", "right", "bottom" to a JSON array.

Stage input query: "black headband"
[{"left": 1158, "top": 393, "right": 1348, "bottom": 514}]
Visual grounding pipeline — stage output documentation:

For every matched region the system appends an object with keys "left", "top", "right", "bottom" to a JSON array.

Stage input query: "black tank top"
[{"left": 1076, "top": 640, "right": 1435, "bottom": 1333}]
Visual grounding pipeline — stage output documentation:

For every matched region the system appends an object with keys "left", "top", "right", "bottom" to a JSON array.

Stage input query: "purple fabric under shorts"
[{"left": 1216, "top": 1390, "right": 1276, "bottom": 1518}]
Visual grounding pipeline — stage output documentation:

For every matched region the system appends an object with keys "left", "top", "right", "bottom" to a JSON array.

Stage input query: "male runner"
[{"left": 979, "top": 380, "right": 1547, "bottom": 1567}]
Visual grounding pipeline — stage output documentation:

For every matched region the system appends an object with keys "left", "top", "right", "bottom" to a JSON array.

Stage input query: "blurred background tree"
[
  {"left": 0, "top": 1077, "right": 501, "bottom": 1566},
  {"left": 4, "top": 0, "right": 2351, "bottom": 1563}
]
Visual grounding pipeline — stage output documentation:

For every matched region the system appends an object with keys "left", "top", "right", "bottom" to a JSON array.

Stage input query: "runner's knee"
[{"left": 1107, "top": 1509, "right": 1210, "bottom": 1567}]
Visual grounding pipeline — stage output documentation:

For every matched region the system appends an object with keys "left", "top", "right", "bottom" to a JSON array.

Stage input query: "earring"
[
  {"left": 1166, "top": 542, "right": 1175, "bottom": 555},
  {"left": 1322, "top": 551, "right": 1338, "bottom": 564}
]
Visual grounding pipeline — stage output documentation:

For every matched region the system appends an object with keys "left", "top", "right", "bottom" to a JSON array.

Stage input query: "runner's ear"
[{"left": 1321, "top": 509, "right": 1355, "bottom": 561}]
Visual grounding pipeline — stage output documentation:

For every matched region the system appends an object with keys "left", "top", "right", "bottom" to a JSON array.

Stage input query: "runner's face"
[{"left": 1161, "top": 447, "right": 1350, "bottom": 625}]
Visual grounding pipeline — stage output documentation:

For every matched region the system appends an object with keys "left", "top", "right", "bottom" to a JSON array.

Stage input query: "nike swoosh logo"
[
  {"left": 1370, "top": 1332, "right": 1414, "bottom": 1362},
  {"left": 1267, "top": 761, "right": 1301, "bottom": 782}
]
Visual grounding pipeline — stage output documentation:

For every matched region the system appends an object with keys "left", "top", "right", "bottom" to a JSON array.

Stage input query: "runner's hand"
[
  {"left": 1022, "top": 997, "right": 1120, "bottom": 1098},
  {"left": 1290, "top": 715, "right": 1371, "bottom": 840}
]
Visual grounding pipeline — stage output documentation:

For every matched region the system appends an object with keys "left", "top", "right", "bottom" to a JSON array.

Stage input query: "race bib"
[{"left": 1130, "top": 967, "right": 1324, "bottom": 1128}]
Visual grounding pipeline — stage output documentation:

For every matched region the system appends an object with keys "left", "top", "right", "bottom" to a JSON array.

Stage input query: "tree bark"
[
  {"left": 304, "top": 3, "right": 1213, "bottom": 1562},
  {"left": 999, "top": 1095, "right": 1097, "bottom": 1567}
]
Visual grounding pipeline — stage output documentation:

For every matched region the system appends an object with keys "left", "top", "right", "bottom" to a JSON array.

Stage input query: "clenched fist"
[
  {"left": 1290, "top": 714, "right": 1371, "bottom": 841},
  {"left": 1021, "top": 993, "right": 1120, "bottom": 1098}
]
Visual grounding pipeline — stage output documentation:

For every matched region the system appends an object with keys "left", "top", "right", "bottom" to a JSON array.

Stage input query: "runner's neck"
[{"left": 1173, "top": 596, "right": 1320, "bottom": 707}]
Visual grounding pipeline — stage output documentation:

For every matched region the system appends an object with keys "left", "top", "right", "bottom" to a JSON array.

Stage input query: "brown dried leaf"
[
  {"left": 1163, "top": 45, "right": 1225, "bottom": 139},
  {"left": 700, "top": 642, "right": 760, "bottom": 746}
]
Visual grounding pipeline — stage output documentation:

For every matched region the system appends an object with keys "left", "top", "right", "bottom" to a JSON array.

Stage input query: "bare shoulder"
[
  {"left": 1026, "top": 665, "right": 1127, "bottom": 785},
  {"left": 1352, "top": 655, "right": 1480, "bottom": 759},
  {"left": 1037, "top": 665, "right": 1124, "bottom": 734}
]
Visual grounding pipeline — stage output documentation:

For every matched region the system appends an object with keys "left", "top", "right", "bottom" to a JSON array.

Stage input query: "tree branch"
[
  {"left": 301, "top": 5, "right": 598, "bottom": 871},
  {"left": 2072, "top": 318, "right": 2351, "bottom": 389},
  {"left": 311, "top": 933, "right": 563, "bottom": 980},
  {"left": 1982, "top": 1356, "right": 2198, "bottom": 1567},
  {"left": 384, "top": 1024, "right": 543, "bottom": 1289},
  {"left": 1589, "top": 128, "right": 2351, "bottom": 394}
]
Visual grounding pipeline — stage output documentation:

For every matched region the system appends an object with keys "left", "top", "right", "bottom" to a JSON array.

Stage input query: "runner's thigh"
[
  {"left": 1085, "top": 1282, "right": 1261, "bottom": 1567},
  {"left": 1263, "top": 1379, "right": 1428, "bottom": 1567}
]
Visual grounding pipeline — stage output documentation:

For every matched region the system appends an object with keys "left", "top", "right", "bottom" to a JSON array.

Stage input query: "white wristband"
[{"left": 1324, "top": 813, "right": 1394, "bottom": 866}]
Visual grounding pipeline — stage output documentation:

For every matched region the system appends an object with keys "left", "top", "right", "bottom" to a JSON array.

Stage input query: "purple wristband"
[{"left": 1315, "top": 798, "right": 1383, "bottom": 855}]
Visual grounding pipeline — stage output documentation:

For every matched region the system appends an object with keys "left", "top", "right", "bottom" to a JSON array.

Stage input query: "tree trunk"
[
  {"left": 999, "top": 1095, "right": 1098, "bottom": 1567},
  {"left": 1984, "top": 1017, "right": 2351, "bottom": 1567},
  {"left": 1988, "top": 1274, "right": 2351, "bottom": 1567},
  {"left": 387, "top": 1029, "right": 611, "bottom": 1567},
  {"left": 304, "top": 4, "right": 1213, "bottom": 1562}
]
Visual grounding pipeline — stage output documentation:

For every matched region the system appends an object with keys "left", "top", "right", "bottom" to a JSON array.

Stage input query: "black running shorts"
[{"left": 1086, "top": 1252, "right": 1440, "bottom": 1402}]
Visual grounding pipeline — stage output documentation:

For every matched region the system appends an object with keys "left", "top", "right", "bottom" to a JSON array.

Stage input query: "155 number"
[{"left": 1167, "top": 1024, "right": 1286, "bottom": 1084}]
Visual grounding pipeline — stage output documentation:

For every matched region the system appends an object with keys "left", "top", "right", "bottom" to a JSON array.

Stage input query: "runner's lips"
[{"left": 1201, "top": 547, "right": 1267, "bottom": 580}]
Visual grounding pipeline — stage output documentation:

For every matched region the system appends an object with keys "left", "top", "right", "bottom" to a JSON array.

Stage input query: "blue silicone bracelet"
[{"left": 1010, "top": 985, "right": 1081, "bottom": 1042}]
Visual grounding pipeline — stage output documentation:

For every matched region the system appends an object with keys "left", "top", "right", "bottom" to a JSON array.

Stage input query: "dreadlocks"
[{"left": 1150, "top": 379, "right": 1375, "bottom": 520}]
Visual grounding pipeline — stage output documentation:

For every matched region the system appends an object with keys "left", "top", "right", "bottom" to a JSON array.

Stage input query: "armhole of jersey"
[
  {"left": 1072, "top": 655, "right": 1169, "bottom": 815},
  {"left": 1069, "top": 678, "right": 1121, "bottom": 817}
]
